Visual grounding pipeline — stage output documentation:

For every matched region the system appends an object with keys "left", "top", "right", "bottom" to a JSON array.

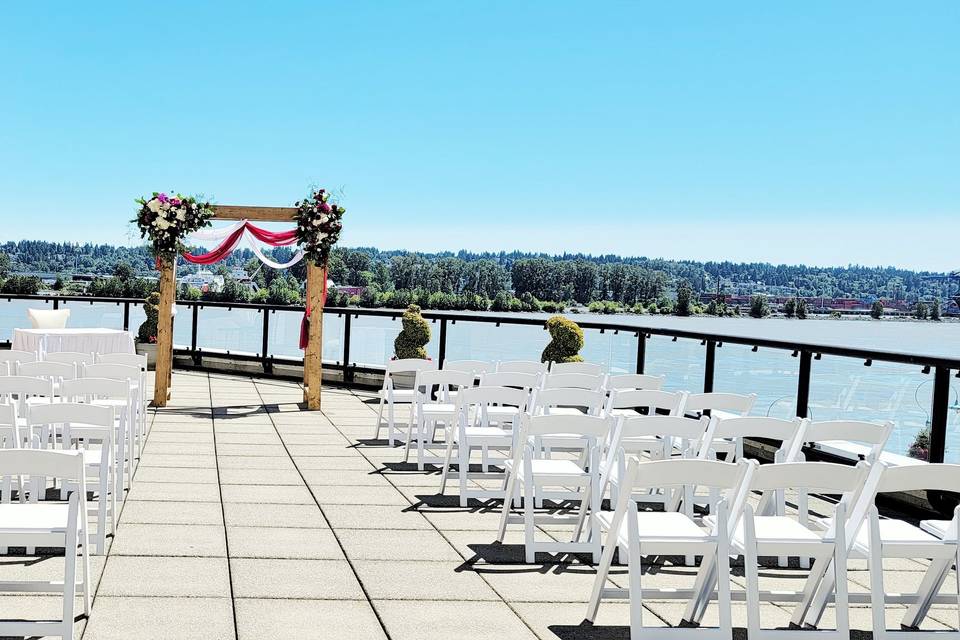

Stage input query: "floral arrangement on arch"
[
  {"left": 294, "top": 188, "right": 345, "bottom": 264},
  {"left": 134, "top": 192, "right": 215, "bottom": 262}
]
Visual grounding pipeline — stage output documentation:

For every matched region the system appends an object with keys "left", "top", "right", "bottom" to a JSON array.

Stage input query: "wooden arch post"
[{"left": 152, "top": 205, "right": 325, "bottom": 410}]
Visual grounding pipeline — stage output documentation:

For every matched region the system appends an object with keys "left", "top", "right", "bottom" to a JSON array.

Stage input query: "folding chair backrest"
[
  {"left": 442, "top": 360, "right": 492, "bottom": 375},
  {"left": 83, "top": 362, "right": 140, "bottom": 382},
  {"left": 496, "top": 360, "right": 548, "bottom": 375},
  {"left": 522, "top": 413, "right": 612, "bottom": 440},
  {"left": 414, "top": 369, "right": 475, "bottom": 397},
  {"left": 684, "top": 392, "right": 756, "bottom": 416},
  {"left": 550, "top": 361, "right": 603, "bottom": 376},
  {"left": 532, "top": 388, "right": 606, "bottom": 415},
  {"left": 802, "top": 420, "right": 893, "bottom": 462},
  {"left": 61, "top": 377, "right": 131, "bottom": 401},
  {"left": 0, "top": 376, "right": 54, "bottom": 411},
  {"left": 97, "top": 352, "right": 148, "bottom": 369},
  {"left": 542, "top": 372, "right": 606, "bottom": 391},
  {"left": 607, "top": 388, "right": 686, "bottom": 415},
  {"left": 875, "top": 463, "right": 960, "bottom": 495},
  {"left": 456, "top": 385, "right": 528, "bottom": 411},
  {"left": 711, "top": 416, "right": 809, "bottom": 460},
  {"left": 0, "top": 349, "right": 38, "bottom": 374},
  {"left": 480, "top": 371, "right": 540, "bottom": 390},
  {"left": 0, "top": 403, "right": 18, "bottom": 448},
  {"left": 631, "top": 457, "right": 754, "bottom": 495},
  {"left": 19, "top": 360, "right": 76, "bottom": 381},
  {"left": 0, "top": 448, "right": 84, "bottom": 481},
  {"left": 44, "top": 351, "right": 96, "bottom": 366},
  {"left": 28, "top": 401, "right": 115, "bottom": 431},
  {"left": 606, "top": 373, "right": 665, "bottom": 391},
  {"left": 750, "top": 461, "right": 868, "bottom": 494},
  {"left": 617, "top": 414, "right": 713, "bottom": 451},
  {"left": 382, "top": 358, "right": 437, "bottom": 391}
]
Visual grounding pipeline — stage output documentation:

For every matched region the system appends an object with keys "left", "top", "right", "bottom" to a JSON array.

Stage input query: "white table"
[{"left": 11, "top": 328, "right": 136, "bottom": 356}]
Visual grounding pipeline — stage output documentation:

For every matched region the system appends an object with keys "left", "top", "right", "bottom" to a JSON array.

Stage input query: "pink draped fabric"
[{"left": 181, "top": 221, "right": 298, "bottom": 264}]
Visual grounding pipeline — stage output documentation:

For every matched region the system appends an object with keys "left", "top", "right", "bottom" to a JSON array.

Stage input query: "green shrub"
[
  {"left": 394, "top": 304, "right": 431, "bottom": 359},
  {"left": 914, "top": 301, "right": 929, "bottom": 320},
  {"left": 675, "top": 280, "right": 692, "bottom": 316},
  {"left": 908, "top": 428, "right": 930, "bottom": 461},
  {"left": 931, "top": 299, "right": 942, "bottom": 321},
  {"left": 541, "top": 315, "right": 584, "bottom": 364},
  {"left": 749, "top": 294, "right": 770, "bottom": 318},
  {"left": 1, "top": 275, "right": 43, "bottom": 295},
  {"left": 870, "top": 300, "right": 884, "bottom": 319},
  {"left": 796, "top": 298, "right": 808, "bottom": 319},
  {"left": 250, "top": 288, "right": 269, "bottom": 304},
  {"left": 631, "top": 302, "right": 646, "bottom": 314},
  {"left": 783, "top": 297, "right": 797, "bottom": 318},
  {"left": 137, "top": 292, "right": 160, "bottom": 343},
  {"left": 178, "top": 284, "right": 202, "bottom": 301}
]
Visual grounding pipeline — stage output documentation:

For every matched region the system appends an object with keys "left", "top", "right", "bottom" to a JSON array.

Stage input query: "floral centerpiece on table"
[
  {"left": 294, "top": 188, "right": 345, "bottom": 264},
  {"left": 133, "top": 192, "right": 215, "bottom": 262}
]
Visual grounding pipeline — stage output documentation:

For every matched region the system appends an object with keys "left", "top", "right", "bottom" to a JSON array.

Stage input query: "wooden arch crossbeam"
[{"left": 152, "top": 205, "right": 326, "bottom": 410}]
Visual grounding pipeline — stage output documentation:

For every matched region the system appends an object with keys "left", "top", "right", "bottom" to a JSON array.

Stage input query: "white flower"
[
  {"left": 176, "top": 210, "right": 186, "bottom": 221},
  {"left": 312, "top": 219, "right": 322, "bottom": 226},
  {"left": 319, "top": 214, "right": 329, "bottom": 224},
  {"left": 147, "top": 199, "right": 161, "bottom": 213},
  {"left": 155, "top": 218, "right": 171, "bottom": 230}
]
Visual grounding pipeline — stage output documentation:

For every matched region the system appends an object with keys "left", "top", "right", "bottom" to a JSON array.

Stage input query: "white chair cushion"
[{"left": 27, "top": 308, "right": 70, "bottom": 329}]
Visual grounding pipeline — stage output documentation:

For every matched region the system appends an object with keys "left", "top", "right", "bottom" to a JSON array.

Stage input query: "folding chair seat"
[
  {"left": 403, "top": 369, "right": 474, "bottom": 469},
  {"left": 586, "top": 457, "right": 756, "bottom": 639},
  {"left": 497, "top": 413, "right": 613, "bottom": 562},
  {"left": 373, "top": 358, "right": 437, "bottom": 445},
  {"left": 0, "top": 448, "right": 91, "bottom": 640}
]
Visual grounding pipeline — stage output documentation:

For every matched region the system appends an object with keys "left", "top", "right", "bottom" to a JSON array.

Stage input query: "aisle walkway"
[{"left": 3, "top": 371, "right": 958, "bottom": 639}]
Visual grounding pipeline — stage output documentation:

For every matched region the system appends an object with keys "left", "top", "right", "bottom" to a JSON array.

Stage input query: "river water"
[{"left": 3, "top": 299, "right": 958, "bottom": 461}]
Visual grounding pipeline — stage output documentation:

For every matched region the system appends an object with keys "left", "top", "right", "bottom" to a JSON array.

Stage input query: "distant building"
[{"left": 181, "top": 270, "right": 224, "bottom": 293}]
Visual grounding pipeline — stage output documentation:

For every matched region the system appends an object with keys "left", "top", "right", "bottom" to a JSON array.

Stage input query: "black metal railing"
[{"left": 3, "top": 293, "right": 959, "bottom": 465}]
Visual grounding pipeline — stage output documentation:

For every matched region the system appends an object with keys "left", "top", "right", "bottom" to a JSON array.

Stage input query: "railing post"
[
  {"left": 260, "top": 309, "right": 272, "bottom": 375},
  {"left": 122, "top": 301, "right": 130, "bottom": 332},
  {"left": 796, "top": 350, "right": 812, "bottom": 418},
  {"left": 342, "top": 312, "right": 353, "bottom": 385},
  {"left": 703, "top": 340, "right": 716, "bottom": 393},
  {"left": 438, "top": 318, "right": 448, "bottom": 368},
  {"left": 635, "top": 332, "right": 646, "bottom": 374},
  {"left": 929, "top": 366, "right": 951, "bottom": 464},
  {"left": 53, "top": 298, "right": 59, "bottom": 310},
  {"left": 191, "top": 304, "right": 201, "bottom": 367}
]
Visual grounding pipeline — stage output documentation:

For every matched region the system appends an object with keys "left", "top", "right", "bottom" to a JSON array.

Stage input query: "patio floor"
[{"left": 3, "top": 370, "right": 959, "bottom": 639}]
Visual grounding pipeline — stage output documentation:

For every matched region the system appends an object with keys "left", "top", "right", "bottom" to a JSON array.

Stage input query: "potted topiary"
[
  {"left": 136, "top": 292, "right": 160, "bottom": 369},
  {"left": 541, "top": 315, "right": 584, "bottom": 363},
  {"left": 394, "top": 304, "right": 431, "bottom": 359}
]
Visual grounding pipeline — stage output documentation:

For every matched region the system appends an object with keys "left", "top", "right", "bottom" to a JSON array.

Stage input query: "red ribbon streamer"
[
  {"left": 299, "top": 264, "right": 328, "bottom": 350},
  {"left": 181, "top": 221, "right": 299, "bottom": 264}
]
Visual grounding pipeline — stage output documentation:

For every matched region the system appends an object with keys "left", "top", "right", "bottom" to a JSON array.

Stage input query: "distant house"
[
  {"left": 181, "top": 270, "right": 224, "bottom": 293},
  {"left": 335, "top": 285, "right": 365, "bottom": 297}
]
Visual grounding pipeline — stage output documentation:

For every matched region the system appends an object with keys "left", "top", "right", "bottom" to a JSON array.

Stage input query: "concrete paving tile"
[
  {"left": 0, "top": 595, "right": 87, "bottom": 638},
  {"left": 110, "top": 523, "right": 226, "bottom": 557},
  {"left": 235, "top": 598, "right": 387, "bottom": 640},
  {"left": 373, "top": 599, "right": 539, "bottom": 640},
  {"left": 219, "top": 484, "right": 314, "bottom": 504},
  {"left": 213, "top": 432, "right": 282, "bottom": 444},
  {"left": 138, "top": 453, "right": 217, "bottom": 468},
  {"left": 132, "top": 466, "right": 219, "bottom": 484},
  {"left": 337, "top": 529, "right": 462, "bottom": 561},
  {"left": 646, "top": 601, "right": 788, "bottom": 631},
  {"left": 285, "top": 443, "right": 363, "bottom": 457},
  {"left": 127, "top": 481, "right": 220, "bottom": 503},
  {"left": 473, "top": 563, "right": 604, "bottom": 602},
  {"left": 82, "top": 596, "right": 234, "bottom": 640},
  {"left": 231, "top": 558, "right": 364, "bottom": 599},
  {"left": 321, "top": 504, "right": 432, "bottom": 530},
  {"left": 216, "top": 455, "right": 297, "bottom": 470},
  {"left": 513, "top": 601, "right": 640, "bottom": 638},
  {"left": 307, "top": 485, "right": 409, "bottom": 506},
  {"left": 216, "top": 443, "right": 289, "bottom": 456},
  {"left": 292, "top": 455, "right": 373, "bottom": 469},
  {"left": 142, "top": 442, "right": 217, "bottom": 455},
  {"left": 222, "top": 503, "right": 329, "bottom": 528},
  {"left": 147, "top": 431, "right": 215, "bottom": 443},
  {"left": 421, "top": 508, "right": 506, "bottom": 531},
  {"left": 299, "top": 468, "right": 395, "bottom": 486},
  {"left": 119, "top": 500, "right": 224, "bottom": 525},
  {"left": 218, "top": 467, "right": 305, "bottom": 485},
  {"left": 354, "top": 560, "right": 499, "bottom": 601},
  {"left": 0, "top": 555, "right": 106, "bottom": 593},
  {"left": 226, "top": 526, "right": 344, "bottom": 559},
  {"left": 277, "top": 433, "right": 352, "bottom": 445},
  {"left": 97, "top": 556, "right": 229, "bottom": 597}
]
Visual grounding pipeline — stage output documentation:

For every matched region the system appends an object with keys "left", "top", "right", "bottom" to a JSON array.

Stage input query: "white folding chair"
[
  {"left": 0, "top": 403, "right": 23, "bottom": 551},
  {"left": 442, "top": 359, "right": 493, "bottom": 376},
  {"left": 44, "top": 352, "right": 96, "bottom": 367},
  {"left": 497, "top": 413, "right": 614, "bottom": 562},
  {"left": 29, "top": 402, "right": 116, "bottom": 555},
  {"left": 403, "top": 369, "right": 475, "bottom": 470},
  {"left": 438, "top": 385, "right": 528, "bottom": 506},
  {"left": 587, "top": 457, "right": 756, "bottom": 639},
  {"left": 18, "top": 361, "right": 76, "bottom": 394},
  {"left": 479, "top": 371, "right": 540, "bottom": 427},
  {"left": 604, "top": 388, "right": 687, "bottom": 419},
  {"left": 496, "top": 360, "right": 548, "bottom": 375},
  {"left": 531, "top": 387, "right": 607, "bottom": 417},
  {"left": 732, "top": 461, "right": 872, "bottom": 640},
  {"left": 0, "top": 449, "right": 91, "bottom": 640},
  {"left": 812, "top": 464, "right": 960, "bottom": 638},
  {"left": 541, "top": 372, "right": 606, "bottom": 391},
  {"left": 606, "top": 373, "right": 665, "bottom": 391},
  {"left": 82, "top": 363, "right": 144, "bottom": 463},
  {"left": 684, "top": 391, "right": 756, "bottom": 420},
  {"left": 0, "top": 376, "right": 55, "bottom": 421},
  {"left": 0, "top": 349, "right": 38, "bottom": 375},
  {"left": 62, "top": 377, "right": 136, "bottom": 495},
  {"left": 550, "top": 361, "right": 604, "bottom": 376},
  {"left": 94, "top": 353, "right": 148, "bottom": 444},
  {"left": 374, "top": 358, "right": 437, "bottom": 445}
]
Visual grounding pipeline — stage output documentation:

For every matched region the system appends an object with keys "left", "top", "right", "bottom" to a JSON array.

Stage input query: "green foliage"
[
  {"left": 0, "top": 275, "right": 42, "bottom": 295},
  {"left": 931, "top": 299, "right": 942, "bottom": 321},
  {"left": 749, "top": 294, "right": 770, "bottom": 318},
  {"left": 631, "top": 302, "right": 646, "bottom": 314},
  {"left": 783, "top": 297, "right": 797, "bottom": 318},
  {"left": 0, "top": 252, "right": 10, "bottom": 279},
  {"left": 178, "top": 283, "right": 202, "bottom": 301},
  {"left": 870, "top": 300, "right": 884, "bottom": 319},
  {"left": 137, "top": 292, "right": 160, "bottom": 343},
  {"left": 914, "top": 301, "right": 929, "bottom": 320},
  {"left": 394, "top": 304, "right": 431, "bottom": 359},
  {"left": 831, "top": 310, "right": 843, "bottom": 318},
  {"left": 266, "top": 277, "right": 302, "bottom": 306},
  {"left": 908, "top": 428, "right": 930, "bottom": 461},
  {"left": 541, "top": 315, "right": 584, "bottom": 364},
  {"left": 796, "top": 297, "right": 808, "bottom": 319},
  {"left": 674, "top": 279, "right": 692, "bottom": 316},
  {"left": 52, "top": 275, "right": 66, "bottom": 291}
]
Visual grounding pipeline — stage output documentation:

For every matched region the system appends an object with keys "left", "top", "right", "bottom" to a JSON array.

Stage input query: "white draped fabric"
[
  {"left": 12, "top": 328, "right": 136, "bottom": 356},
  {"left": 187, "top": 220, "right": 305, "bottom": 269}
]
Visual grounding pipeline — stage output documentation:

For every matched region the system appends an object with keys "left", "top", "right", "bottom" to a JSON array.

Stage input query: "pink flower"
[
  {"left": 157, "top": 193, "right": 169, "bottom": 203},
  {"left": 319, "top": 202, "right": 332, "bottom": 213},
  {"left": 170, "top": 197, "right": 182, "bottom": 206}
]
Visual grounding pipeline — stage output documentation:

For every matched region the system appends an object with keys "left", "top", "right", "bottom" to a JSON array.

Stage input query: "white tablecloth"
[{"left": 11, "top": 328, "right": 136, "bottom": 356}]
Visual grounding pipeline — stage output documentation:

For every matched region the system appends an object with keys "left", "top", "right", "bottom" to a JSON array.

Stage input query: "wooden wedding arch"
[{"left": 152, "top": 205, "right": 326, "bottom": 410}]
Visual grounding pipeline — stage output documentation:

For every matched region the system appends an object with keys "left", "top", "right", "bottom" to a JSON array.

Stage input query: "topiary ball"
[
  {"left": 541, "top": 315, "right": 584, "bottom": 363},
  {"left": 394, "top": 304, "right": 431, "bottom": 359}
]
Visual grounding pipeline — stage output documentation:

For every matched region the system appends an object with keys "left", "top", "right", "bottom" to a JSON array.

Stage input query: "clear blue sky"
[{"left": 1, "top": 2, "right": 957, "bottom": 270}]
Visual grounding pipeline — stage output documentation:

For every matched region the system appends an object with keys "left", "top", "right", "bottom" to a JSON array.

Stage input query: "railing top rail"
[{"left": 3, "top": 293, "right": 959, "bottom": 369}]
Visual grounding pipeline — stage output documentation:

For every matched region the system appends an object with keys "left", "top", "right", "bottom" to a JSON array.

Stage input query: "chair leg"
[
  {"left": 744, "top": 516, "right": 762, "bottom": 640},
  {"left": 869, "top": 532, "right": 886, "bottom": 640},
  {"left": 62, "top": 493, "right": 79, "bottom": 640},
  {"left": 387, "top": 402, "right": 396, "bottom": 446},
  {"left": 523, "top": 472, "right": 536, "bottom": 563},
  {"left": 458, "top": 442, "right": 470, "bottom": 507},
  {"left": 902, "top": 557, "right": 953, "bottom": 628},
  {"left": 439, "top": 435, "right": 455, "bottom": 494},
  {"left": 496, "top": 467, "right": 516, "bottom": 542},
  {"left": 374, "top": 398, "right": 385, "bottom": 439},
  {"left": 97, "top": 471, "right": 108, "bottom": 555},
  {"left": 627, "top": 505, "right": 644, "bottom": 638}
]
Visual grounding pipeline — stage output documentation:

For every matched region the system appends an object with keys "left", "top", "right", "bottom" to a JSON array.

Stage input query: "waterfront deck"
[{"left": 3, "top": 371, "right": 958, "bottom": 640}]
